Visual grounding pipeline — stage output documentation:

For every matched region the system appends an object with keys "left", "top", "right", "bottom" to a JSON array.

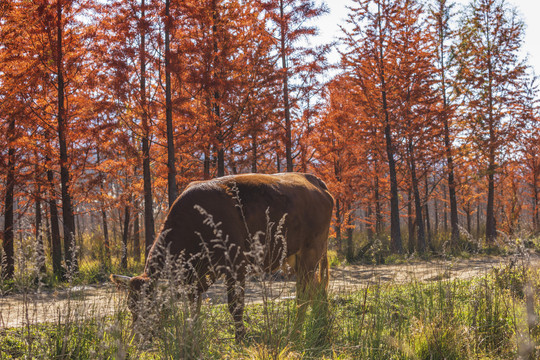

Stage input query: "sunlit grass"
[{"left": 2, "top": 259, "right": 539, "bottom": 359}]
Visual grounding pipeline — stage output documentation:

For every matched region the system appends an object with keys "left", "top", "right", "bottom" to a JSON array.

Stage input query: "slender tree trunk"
[
  {"left": 346, "top": 207, "right": 354, "bottom": 261},
  {"left": 45, "top": 202, "right": 51, "bottom": 249},
  {"left": 251, "top": 133, "right": 258, "bottom": 173},
  {"left": 485, "top": 51, "right": 497, "bottom": 242},
  {"left": 133, "top": 207, "right": 140, "bottom": 263},
  {"left": 334, "top": 199, "right": 342, "bottom": 252},
  {"left": 466, "top": 201, "right": 472, "bottom": 234},
  {"left": 164, "top": 0, "right": 177, "bottom": 206},
  {"left": 408, "top": 141, "right": 425, "bottom": 252},
  {"left": 101, "top": 208, "right": 110, "bottom": 263},
  {"left": 211, "top": 0, "right": 225, "bottom": 177},
  {"left": 434, "top": 196, "right": 439, "bottom": 234},
  {"left": 424, "top": 176, "right": 431, "bottom": 247},
  {"left": 407, "top": 187, "right": 414, "bottom": 253},
  {"left": 96, "top": 137, "right": 110, "bottom": 264},
  {"left": 476, "top": 201, "right": 481, "bottom": 239},
  {"left": 140, "top": 0, "right": 155, "bottom": 259},
  {"left": 366, "top": 204, "right": 374, "bottom": 242},
  {"left": 534, "top": 174, "right": 539, "bottom": 232},
  {"left": 46, "top": 163, "right": 62, "bottom": 277},
  {"left": 2, "top": 117, "right": 16, "bottom": 278},
  {"left": 436, "top": 2, "right": 460, "bottom": 247},
  {"left": 443, "top": 185, "right": 448, "bottom": 233},
  {"left": 35, "top": 161, "right": 45, "bottom": 273},
  {"left": 121, "top": 204, "right": 130, "bottom": 269},
  {"left": 76, "top": 211, "right": 82, "bottom": 250},
  {"left": 276, "top": 153, "right": 281, "bottom": 173},
  {"left": 377, "top": 4, "right": 401, "bottom": 252},
  {"left": 204, "top": 148, "right": 211, "bottom": 179},
  {"left": 374, "top": 174, "right": 382, "bottom": 234},
  {"left": 56, "top": 1, "right": 77, "bottom": 273},
  {"left": 280, "top": 0, "right": 293, "bottom": 172}
]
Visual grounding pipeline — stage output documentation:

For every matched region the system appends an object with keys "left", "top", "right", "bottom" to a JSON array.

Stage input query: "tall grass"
[
  {"left": 2, "top": 217, "right": 540, "bottom": 359},
  {"left": 2, "top": 253, "right": 540, "bottom": 359}
]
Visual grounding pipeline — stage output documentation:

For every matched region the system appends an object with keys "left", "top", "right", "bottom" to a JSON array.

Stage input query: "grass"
[{"left": 2, "top": 258, "right": 540, "bottom": 359}]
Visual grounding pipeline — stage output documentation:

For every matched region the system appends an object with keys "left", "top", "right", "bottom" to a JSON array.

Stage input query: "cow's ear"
[{"left": 110, "top": 274, "right": 132, "bottom": 289}]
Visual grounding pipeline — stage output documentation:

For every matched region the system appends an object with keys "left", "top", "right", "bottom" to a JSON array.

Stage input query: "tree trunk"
[
  {"left": 476, "top": 201, "right": 481, "bottom": 239},
  {"left": 466, "top": 201, "right": 472, "bottom": 234},
  {"left": 35, "top": 161, "right": 46, "bottom": 273},
  {"left": 377, "top": 4, "right": 401, "bottom": 252},
  {"left": 346, "top": 205, "right": 354, "bottom": 261},
  {"left": 366, "top": 204, "right": 374, "bottom": 242},
  {"left": 434, "top": 196, "right": 439, "bottom": 234},
  {"left": 443, "top": 185, "right": 448, "bottom": 233},
  {"left": 374, "top": 174, "right": 382, "bottom": 234},
  {"left": 164, "top": 0, "right": 177, "bottom": 207},
  {"left": 424, "top": 176, "right": 431, "bottom": 247},
  {"left": 280, "top": 0, "right": 293, "bottom": 172},
  {"left": 251, "top": 132, "right": 258, "bottom": 173},
  {"left": 534, "top": 174, "right": 539, "bottom": 232},
  {"left": 133, "top": 207, "right": 140, "bottom": 263},
  {"left": 485, "top": 50, "right": 497, "bottom": 242},
  {"left": 407, "top": 187, "right": 414, "bottom": 253},
  {"left": 140, "top": 0, "right": 155, "bottom": 260},
  {"left": 45, "top": 199, "right": 52, "bottom": 249},
  {"left": 409, "top": 152, "right": 425, "bottom": 253},
  {"left": 204, "top": 148, "right": 211, "bottom": 179},
  {"left": 334, "top": 199, "right": 342, "bottom": 252},
  {"left": 437, "top": 2, "right": 460, "bottom": 247},
  {"left": 46, "top": 165, "right": 62, "bottom": 277},
  {"left": 2, "top": 117, "right": 16, "bottom": 279},
  {"left": 56, "top": 1, "right": 77, "bottom": 274},
  {"left": 121, "top": 204, "right": 130, "bottom": 269}
]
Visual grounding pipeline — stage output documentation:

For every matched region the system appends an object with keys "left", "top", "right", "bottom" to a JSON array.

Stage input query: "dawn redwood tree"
[
  {"left": 430, "top": 0, "right": 460, "bottom": 246},
  {"left": 1, "top": 115, "right": 16, "bottom": 279},
  {"left": 267, "top": 0, "right": 328, "bottom": 172},
  {"left": 341, "top": 0, "right": 404, "bottom": 252},
  {"left": 97, "top": 0, "right": 159, "bottom": 258},
  {"left": 164, "top": 0, "right": 177, "bottom": 206},
  {"left": 393, "top": 0, "right": 439, "bottom": 253},
  {"left": 454, "top": 0, "right": 527, "bottom": 242},
  {"left": 315, "top": 76, "right": 362, "bottom": 256},
  {"left": 517, "top": 73, "right": 539, "bottom": 232}
]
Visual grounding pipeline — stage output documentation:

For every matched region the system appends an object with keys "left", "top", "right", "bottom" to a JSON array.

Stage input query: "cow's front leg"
[{"left": 226, "top": 275, "right": 246, "bottom": 342}]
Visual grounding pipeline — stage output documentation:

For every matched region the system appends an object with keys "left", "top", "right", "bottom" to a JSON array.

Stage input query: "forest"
[{"left": 0, "top": 0, "right": 539, "bottom": 281}]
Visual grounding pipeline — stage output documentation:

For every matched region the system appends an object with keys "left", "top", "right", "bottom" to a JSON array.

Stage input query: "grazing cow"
[{"left": 111, "top": 172, "right": 333, "bottom": 341}]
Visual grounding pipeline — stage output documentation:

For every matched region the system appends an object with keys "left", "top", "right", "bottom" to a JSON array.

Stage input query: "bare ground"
[{"left": 1, "top": 254, "right": 538, "bottom": 329}]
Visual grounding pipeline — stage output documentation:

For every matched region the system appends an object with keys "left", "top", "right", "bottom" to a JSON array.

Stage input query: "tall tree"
[
  {"left": 431, "top": 0, "right": 460, "bottom": 246},
  {"left": 139, "top": 0, "right": 155, "bottom": 257},
  {"left": 54, "top": 0, "right": 77, "bottom": 272},
  {"left": 268, "top": 0, "right": 328, "bottom": 172},
  {"left": 2, "top": 115, "right": 16, "bottom": 278},
  {"left": 455, "top": 0, "right": 527, "bottom": 242},
  {"left": 164, "top": 0, "right": 177, "bottom": 206},
  {"left": 341, "top": 0, "right": 403, "bottom": 252}
]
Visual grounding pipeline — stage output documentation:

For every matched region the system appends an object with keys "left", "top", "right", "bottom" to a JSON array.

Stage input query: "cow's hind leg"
[
  {"left": 226, "top": 275, "right": 246, "bottom": 342},
  {"left": 293, "top": 249, "right": 319, "bottom": 335},
  {"left": 293, "top": 242, "right": 329, "bottom": 337}
]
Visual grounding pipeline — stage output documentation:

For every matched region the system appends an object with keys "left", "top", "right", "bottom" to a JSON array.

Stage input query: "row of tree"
[{"left": 0, "top": 0, "right": 538, "bottom": 279}]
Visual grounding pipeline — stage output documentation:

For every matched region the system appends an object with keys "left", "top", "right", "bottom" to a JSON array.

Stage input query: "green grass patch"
[{"left": 2, "top": 262, "right": 540, "bottom": 359}]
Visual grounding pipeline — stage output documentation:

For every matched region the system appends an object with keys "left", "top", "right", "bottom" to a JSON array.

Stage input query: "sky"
[{"left": 318, "top": 0, "right": 540, "bottom": 76}]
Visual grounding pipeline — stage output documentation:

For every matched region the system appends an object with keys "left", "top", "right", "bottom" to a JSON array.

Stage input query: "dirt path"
[{"left": 1, "top": 255, "right": 537, "bottom": 329}]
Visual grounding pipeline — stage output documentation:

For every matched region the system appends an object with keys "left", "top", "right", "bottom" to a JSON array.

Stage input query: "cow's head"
[{"left": 110, "top": 274, "right": 152, "bottom": 322}]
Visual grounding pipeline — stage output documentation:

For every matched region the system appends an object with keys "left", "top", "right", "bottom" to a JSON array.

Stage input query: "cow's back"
[{"left": 146, "top": 173, "right": 333, "bottom": 275}]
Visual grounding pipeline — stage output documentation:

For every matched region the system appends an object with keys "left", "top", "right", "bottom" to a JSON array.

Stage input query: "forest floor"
[{"left": 1, "top": 254, "right": 538, "bottom": 329}]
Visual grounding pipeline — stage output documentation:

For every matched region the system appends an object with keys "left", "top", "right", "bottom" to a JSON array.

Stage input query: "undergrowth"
[{"left": 2, "top": 259, "right": 540, "bottom": 359}]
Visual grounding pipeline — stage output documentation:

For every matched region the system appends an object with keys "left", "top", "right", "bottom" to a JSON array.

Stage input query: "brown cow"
[{"left": 111, "top": 172, "right": 333, "bottom": 341}]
